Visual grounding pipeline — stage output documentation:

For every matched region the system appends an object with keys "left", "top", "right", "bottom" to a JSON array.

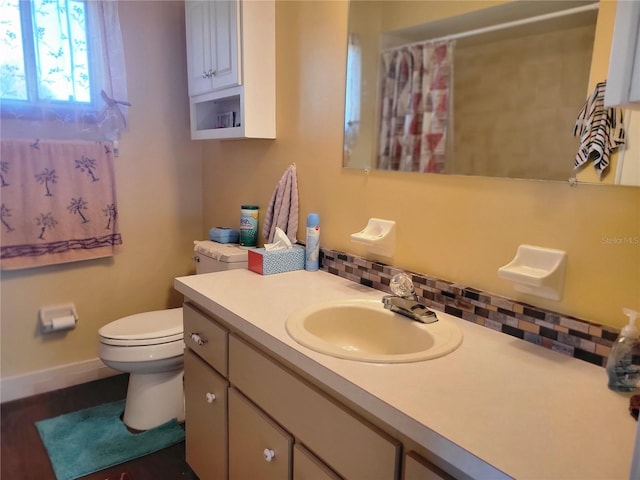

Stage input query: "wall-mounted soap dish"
[
  {"left": 498, "top": 245, "right": 567, "bottom": 301},
  {"left": 350, "top": 218, "right": 396, "bottom": 257}
]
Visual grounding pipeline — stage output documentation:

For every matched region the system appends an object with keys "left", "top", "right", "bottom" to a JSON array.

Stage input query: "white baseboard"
[{"left": 1, "top": 358, "right": 120, "bottom": 403}]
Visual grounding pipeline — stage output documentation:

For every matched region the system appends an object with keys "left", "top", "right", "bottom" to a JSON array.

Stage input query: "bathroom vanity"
[{"left": 175, "top": 269, "right": 636, "bottom": 480}]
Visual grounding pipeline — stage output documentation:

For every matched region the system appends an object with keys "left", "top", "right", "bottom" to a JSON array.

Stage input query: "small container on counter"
[
  {"left": 606, "top": 308, "right": 640, "bottom": 392},
  {"left": 305, "top": 213, "right": 320, "bottom": 271},
  {"left": 240, "top": 205, "right": 259, "bottom": 247}
]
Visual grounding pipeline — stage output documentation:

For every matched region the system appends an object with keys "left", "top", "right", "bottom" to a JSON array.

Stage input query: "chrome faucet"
[{"left": 382, "top": 273, "right": 438, "bottom": 324}]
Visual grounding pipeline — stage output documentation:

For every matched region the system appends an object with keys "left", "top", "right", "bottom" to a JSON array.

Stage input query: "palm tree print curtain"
[
  {"left": 377, "top": 40, "right": 453, "bottom": 173},
  {"left": 0, "top": 139, "right": 122, "bottom": 270}
]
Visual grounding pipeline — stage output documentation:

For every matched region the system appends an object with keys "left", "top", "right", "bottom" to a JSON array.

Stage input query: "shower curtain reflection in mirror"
[{"left": 377, "top": 40, "right": 453, "bottom": 173}]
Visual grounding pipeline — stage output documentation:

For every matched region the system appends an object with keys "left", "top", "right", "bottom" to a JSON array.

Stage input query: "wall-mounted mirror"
[{"left": 343, "top": 0, "right": 639, "bottom": 186}]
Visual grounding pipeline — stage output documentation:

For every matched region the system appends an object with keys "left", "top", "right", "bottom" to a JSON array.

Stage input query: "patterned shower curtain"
[{"left": 377, "top": 40, "right": 453, "bottom": 173}]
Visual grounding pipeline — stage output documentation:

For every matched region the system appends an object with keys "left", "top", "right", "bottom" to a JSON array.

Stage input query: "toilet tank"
[{"left": 193, "top": 241, "right": 249, "bottom": 274}]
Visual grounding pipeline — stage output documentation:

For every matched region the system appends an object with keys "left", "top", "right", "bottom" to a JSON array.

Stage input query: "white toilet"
[{"left": 98, "top": 241, "right": 248, "bottom": 430}]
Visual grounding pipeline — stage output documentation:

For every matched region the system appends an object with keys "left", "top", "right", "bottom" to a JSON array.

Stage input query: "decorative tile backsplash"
[{"left": 320, "top": 248, "right": 620, "bottom": 367}]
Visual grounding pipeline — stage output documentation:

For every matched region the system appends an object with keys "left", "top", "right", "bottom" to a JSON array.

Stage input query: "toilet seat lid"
[{"left": 99, "top": 308, "right": 183, "bottom": 346}]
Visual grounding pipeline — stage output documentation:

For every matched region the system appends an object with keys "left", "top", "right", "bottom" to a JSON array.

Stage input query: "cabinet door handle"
[
  {"left": 263, "top": 448, "right": 275, "bottom": 462},
  {"left": 202, "top": 69, "right": 216, "bottom": 79},
  {"left": 205, "top": 392, "right": 216, "bottom": 403},
  {"left": 190, "top": 332, "right": 207, "bottom": 346}
]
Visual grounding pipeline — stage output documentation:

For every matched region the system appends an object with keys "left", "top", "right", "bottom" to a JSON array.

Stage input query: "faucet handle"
[{"left": 390, "top": 273, "right": 416, "bottom": 298}]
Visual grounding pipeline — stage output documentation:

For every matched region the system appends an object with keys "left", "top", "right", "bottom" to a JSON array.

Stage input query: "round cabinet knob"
[
  {"left": 201, "top": 71, "right": 208, "bottom": 79},
  {"left": 205, "top": 392, "right": 216, "bottom": 403},
  {"left": 209, "top": 69, "right": 216, "bottom": 77},
  {"left": 190, "top": 333, "right": 207, "bottom": 346},
  {"left": 263, "top": 448, "right": 275, "bottom": 462}
]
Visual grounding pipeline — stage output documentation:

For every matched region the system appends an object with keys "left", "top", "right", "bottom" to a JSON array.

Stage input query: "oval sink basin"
[{"left": 285, "top": 299, "right": 463, "bottom": 363}]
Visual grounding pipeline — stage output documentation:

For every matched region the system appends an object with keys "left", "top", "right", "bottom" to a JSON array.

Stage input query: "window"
[
  {"left": 0, "top": 0, "right": 128, "bottom": 141},
  {"left": 344, "top": 33, "right": 361, "bottom": 156},
  {"left": 2, "top": 0, "right": 95, "bottom": 107}
]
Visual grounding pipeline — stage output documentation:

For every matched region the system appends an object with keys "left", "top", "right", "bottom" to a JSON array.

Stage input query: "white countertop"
[{"left": 175, "top": 269, "right": 637, "bottom": 480}]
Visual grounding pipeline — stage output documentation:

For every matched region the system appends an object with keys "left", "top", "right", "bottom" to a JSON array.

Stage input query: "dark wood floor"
[{"left": 1, "top": 374, "right": 198, "bottom": 480}]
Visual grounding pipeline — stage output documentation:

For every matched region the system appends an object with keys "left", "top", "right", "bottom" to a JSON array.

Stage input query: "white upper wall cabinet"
[
  {"left": 605, "top": 0, "right": 640, "bottom": 109},
  {"left": 186, "top": 0, "right": 240, "bottom": 96},
  {"left": 185, "top": 0, "right": 275, "bottom": 140}
]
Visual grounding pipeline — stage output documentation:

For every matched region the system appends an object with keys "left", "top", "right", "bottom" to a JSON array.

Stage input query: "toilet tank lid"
[
  {"left": 194, "top": 240, "right": 248, "bottom": 263},
  {"left": 99, "top": 308, "right": 183, "bottom": 341}
]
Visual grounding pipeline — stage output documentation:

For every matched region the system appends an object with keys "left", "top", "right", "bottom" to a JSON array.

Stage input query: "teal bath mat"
[{"left": 36, "top": 399, "right": 185, "bottom": 480}]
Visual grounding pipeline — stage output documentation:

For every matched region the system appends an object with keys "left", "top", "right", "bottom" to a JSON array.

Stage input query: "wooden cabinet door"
[
  {"left": 606, "top": 0, "right": 640, "bottom": 107},
  {"left": 229, "top": 387, "right": 293, "bottom": 480},
  {"left": 185, "top": 0, "right": 239, "bottom": 96},
  {"left": 185, "top": 1, "right": 213, "bottom": 96},
  {"left": 293, "top": 444, "right": 342, "bottom": 480},
  {"left": 229, "top": 335, "right": 400, "bottom": 480},
  {"left": 184, "top": 349, "right": 228, "bottom": 480},
  {"left": 208, "top": 0, "right": 240, "bottom": 91}
]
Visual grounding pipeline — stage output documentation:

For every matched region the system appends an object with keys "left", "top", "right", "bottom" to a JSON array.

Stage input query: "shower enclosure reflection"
[{"left": 343, "top": 0, "right": 638, "bottom": 185}]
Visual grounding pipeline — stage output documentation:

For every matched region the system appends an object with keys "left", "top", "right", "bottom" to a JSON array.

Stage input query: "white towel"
[
  {"left": 573, "top": 81, "right": 626, "bottom": 179},
  {"left": 193, "top": 240, "right": 245, "bottom": 261},
  {"left": 262, "top": 164, "right": 299, "bottom": 243}
]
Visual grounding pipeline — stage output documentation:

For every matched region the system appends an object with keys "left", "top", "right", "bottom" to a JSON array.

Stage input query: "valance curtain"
[
  {"left": 377, "top": 40, "right": 453, "bottom": 173},
  {"left": 1, "top": 0, "right": 129, "bottom": 142}
]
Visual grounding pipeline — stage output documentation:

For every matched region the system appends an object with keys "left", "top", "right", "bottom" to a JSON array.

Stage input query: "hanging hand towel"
[
  {"left": 0, "top": 139, "right": 123, "bottom": 270},
  {"left": 262, "top": 164, "right": 299, "bottom": 244},
  {"left": 573, "top": 81, "right": 626, "bottom": 179}
]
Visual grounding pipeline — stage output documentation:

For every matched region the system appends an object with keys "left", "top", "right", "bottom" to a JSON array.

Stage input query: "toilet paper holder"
[{"left": 39, "top": 303, "right": 78, "bottom": 333}]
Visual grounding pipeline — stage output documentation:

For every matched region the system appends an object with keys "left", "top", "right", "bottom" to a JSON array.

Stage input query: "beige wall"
[
  {"left": 203, "top": 1, "right": 639, "bottom": 330},
  {"left": 0, "top": 1, "right": 203, "bottom": 377},
  {"left": 1, "top": 0, "right": 638, "bottom": 382},
  {"left": 380, "top": 0, "right": 507, "bottom": 30}
]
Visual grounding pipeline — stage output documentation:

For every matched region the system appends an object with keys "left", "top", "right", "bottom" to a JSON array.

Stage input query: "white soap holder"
[
  {"left": 350, "top": 218, "right": 396, "bottom": 257},
  {"left": 498, "top": 245, "right": 567, "bottom": 301}
]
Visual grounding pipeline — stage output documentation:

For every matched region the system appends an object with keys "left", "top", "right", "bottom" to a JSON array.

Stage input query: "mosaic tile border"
[{"left": 320, "top": 248, "right": 620, "bottom": 367}]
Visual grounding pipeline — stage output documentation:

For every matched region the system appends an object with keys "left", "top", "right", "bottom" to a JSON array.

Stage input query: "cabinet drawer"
[
  {"left": 229, "top": 387, "right": 293, "bottom": 480},
  {"left": 403, "top": 452, "right": 454, "bottom": 480},
  {"left": 184, "top": 350, "right": 228, "bottom": 480},
  {"left": 183, "top": 303, "right": 228, "bottom": 375},
  {"left": 294, "top": 444, "right": 342, "bottom": 480},
  {"left": 229, "top": 335, "right": 400, "bottom": 480}
]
